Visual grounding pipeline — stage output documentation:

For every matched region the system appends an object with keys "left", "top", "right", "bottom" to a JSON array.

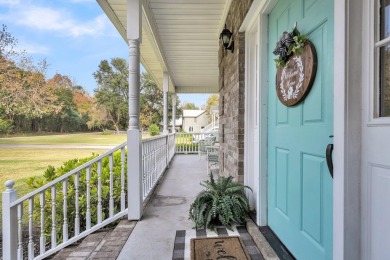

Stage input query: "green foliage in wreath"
[
  {"left": 189, "top": 174, "right": 252, "bottom": 230},
  {"left": 273, "top": 24, "right": 308, "bottom": 68}
]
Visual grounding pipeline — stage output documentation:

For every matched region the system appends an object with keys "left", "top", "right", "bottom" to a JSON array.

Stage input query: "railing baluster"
[
  {"left": 97, "top": 160, "right": 102, "bottom": 223},
  {"left": 74, "top": 172, "right": 80, "bottom": 236},
  {"left": 40, "top": 192, "right": 45, "bottom": 255},
  {"left": 121, "top": 148, "right": 125, "bottom": 212},
  {"left": 86, "top": 166, "right": 91, "bottom": 230},
  {"left": 28, "top": 197, "right": 34, "bottom": 259},
  {"left": 17, "top": 203, "right": 23, "bottom": 260},
  {"left": 153, "top": 142, "right": 157, "bottom": 190},
  {"left": 109, "top": 154, "right": 114, "bottom": 217},
  {"left": 62, "top": 179, "right": 68, "bottom": 242},
  {"left": 51, "top": 186, "right": 56, "bottom": 248}
]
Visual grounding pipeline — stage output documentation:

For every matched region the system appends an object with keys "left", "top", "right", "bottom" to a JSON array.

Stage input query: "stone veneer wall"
[{"left": 218, "top": 0, "right": 253, "bottom": 183}]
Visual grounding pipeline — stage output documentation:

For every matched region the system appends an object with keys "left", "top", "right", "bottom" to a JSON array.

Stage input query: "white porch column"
[
  {"left": 171, "top": 94, "right": 176, "bottom": 133},
  {"left": 127, "top": 0, "right": 142, "bottom": 220},
  {"left": 163, "top": 72, "right": 169, "bottom": 135}
]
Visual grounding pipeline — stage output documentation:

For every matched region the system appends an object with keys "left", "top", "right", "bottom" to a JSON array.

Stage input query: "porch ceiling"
[{"left": 97, "top": 0, "right": 230, "bottom": 94}]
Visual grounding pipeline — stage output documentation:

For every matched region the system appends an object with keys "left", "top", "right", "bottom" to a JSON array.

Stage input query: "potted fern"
[{"left": 189, "top": 174, "right": 252, "bottom": 230}]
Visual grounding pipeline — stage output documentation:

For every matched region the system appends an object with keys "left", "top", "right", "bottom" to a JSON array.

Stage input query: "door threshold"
[
  {"left": 247, "top": 212, "right": 295, "bottom": 260},
  {"left": 259, "top": 226, "right": 296, "bottom": 260}
]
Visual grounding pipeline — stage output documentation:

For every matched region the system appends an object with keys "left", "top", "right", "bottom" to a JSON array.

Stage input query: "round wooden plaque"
[{"left": 275, "top": 41, "right": 317, "bottom": 106}]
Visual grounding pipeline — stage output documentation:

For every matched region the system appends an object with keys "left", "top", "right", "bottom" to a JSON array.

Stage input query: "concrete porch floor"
[{"left": 117, "top": 154, "right": 208, "bottom": 259}]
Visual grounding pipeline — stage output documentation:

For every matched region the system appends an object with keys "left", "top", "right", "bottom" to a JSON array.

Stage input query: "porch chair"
[
  {"left": 206, "top": 146, "right": 219, "bottom": 175},
  {"left": 198, "top": 136, "right": 216, "bottom": 159}
]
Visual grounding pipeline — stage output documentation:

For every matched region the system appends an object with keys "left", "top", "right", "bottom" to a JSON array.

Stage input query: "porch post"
[
  {"left": 127, "top": 0, "right": 142, "bottom": 220},
  {"left": 171, "top": 94, "right": 176, "bottom": 133},
  {"left": 2, "top": 180, "right": 17, "bottom": 259},
  {"left": 163, "top": 72, "right": 169, "bottom": 135}
]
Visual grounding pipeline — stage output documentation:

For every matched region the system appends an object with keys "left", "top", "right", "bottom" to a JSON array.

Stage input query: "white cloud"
[
  {"left": 2, "top": 4, "right": 110, "bottom": 38},
  {"left": 16, "top": 41, "right": 50, "bottom": 55},
  {"left": 0, "top": 0, "right": 19, "bottom": 5}
]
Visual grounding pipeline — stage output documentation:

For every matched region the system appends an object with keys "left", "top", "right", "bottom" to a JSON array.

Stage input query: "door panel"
[{"left": 267, "top": 0, "right": 334, "bottom": 259}]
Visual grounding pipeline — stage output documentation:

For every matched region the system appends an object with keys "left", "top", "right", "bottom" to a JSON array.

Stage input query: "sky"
[{"left": 0, "top": 0, "right": 210, "bottom": 108}]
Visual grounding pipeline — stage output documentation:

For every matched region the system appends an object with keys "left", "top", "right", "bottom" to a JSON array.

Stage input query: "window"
[{"left": 377, "top": 0, "right": 390, "bottom": 117}]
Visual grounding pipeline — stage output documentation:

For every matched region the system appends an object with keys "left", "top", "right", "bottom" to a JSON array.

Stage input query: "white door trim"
[
  {"left": 241, "top": 0, "right": 278, "bottom": 227},
  {"left": 244, "top": 16, "right": 260, "bottom": 224}
]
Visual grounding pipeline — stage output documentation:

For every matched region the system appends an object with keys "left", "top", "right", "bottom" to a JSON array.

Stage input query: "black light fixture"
[{"left": 219, "top": 24, "right": 234, "bottom": 53}]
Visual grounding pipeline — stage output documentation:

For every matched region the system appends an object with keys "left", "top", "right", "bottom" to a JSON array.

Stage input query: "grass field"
[
  {"left": 0, "top": 148, "right": 102, "bottom": 196},
  {"left": 0, "top": 132, "right": 136, "bottom": 195},
  {"left": 0, "top": 132, "right": 128, "bottom": 145}
]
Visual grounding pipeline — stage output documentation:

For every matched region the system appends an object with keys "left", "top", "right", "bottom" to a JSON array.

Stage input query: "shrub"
[
  {"left": 0, "top": 118, "right": 13, "bottom": 134},
  {"left": 101, "top": 130, "right": 112, "bottom": 135},
  {"left": 148, "top": 124, "right": 160, "bottom": 136},
  {"left": 27, "top": 150, "right": 127, "bottom": 243},
  {"left": 189, "top": 174, "right": 251, "bottom": 230}
]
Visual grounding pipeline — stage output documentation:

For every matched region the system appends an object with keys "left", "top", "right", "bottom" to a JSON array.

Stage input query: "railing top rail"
[
  {"left": 10, "top": 141, "right": 127, "bottom": 207},
  {"left": 175, "top": 132, "right": 204, "bottom": 135},
  {"left": 142, "top": 134, "right": 169, "bottom": 143}
]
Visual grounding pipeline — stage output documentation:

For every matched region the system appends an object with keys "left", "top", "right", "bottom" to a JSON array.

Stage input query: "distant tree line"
[
  {"left": 0, "top": 25, "right": 92, "bottom": 133},
  {"left": 0, "top": 25, "right": 182, "bottom": 135}
]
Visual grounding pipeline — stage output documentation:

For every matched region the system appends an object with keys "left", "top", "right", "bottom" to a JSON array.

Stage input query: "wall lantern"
[{"left": 219, "top": 24, "right": 234, "bottom": 53}]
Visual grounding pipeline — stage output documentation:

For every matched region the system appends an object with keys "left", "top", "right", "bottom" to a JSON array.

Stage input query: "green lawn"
[
  {"left": 0, "top": 132, "right": 128, "bottom": 145},
  {"left": 0, "top": 148, "right": 101, "bottom": 195},
  {"left": 0, "top": 132, "right": 128, "bottom": 196}
]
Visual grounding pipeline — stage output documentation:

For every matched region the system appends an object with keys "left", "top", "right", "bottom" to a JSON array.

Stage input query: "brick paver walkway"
[{"left": 52, "top": 220, "right": 136, "bottom": 260}]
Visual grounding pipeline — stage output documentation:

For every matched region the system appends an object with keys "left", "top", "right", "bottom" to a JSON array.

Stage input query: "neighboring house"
[
  {"left": 182, "top": 110, "right": 208, "bottom": 133},
  {"left": 159, "top": 118, "right": 182, "bottom": 132}
]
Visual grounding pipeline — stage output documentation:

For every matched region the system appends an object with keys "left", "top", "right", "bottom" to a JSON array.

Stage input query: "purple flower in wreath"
[{"left": 273, "top": 31, "right": 295, "bottom": 61}]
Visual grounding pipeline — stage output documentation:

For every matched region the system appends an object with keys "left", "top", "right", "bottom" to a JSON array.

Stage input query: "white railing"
[
  {"left": 141, "top": 134, "right": 173, "bottom": 200},
  {"left": 202, "top": 123, "right": 215, "bottom": 133},
  {"left": 168, "top": 133, "right": 175, "bottom": 162},
  {"left": 2, "top": 134, "right": 177, "bottom": 260},
  {"left": 2, "top": 142, "right": 128, "bottom": 260},
  {"left": 175, "top": 133, "right": 205, "bottom": 154}
]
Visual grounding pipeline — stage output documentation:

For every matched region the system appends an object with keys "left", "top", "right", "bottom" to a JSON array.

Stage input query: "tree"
[
  {"left": 140, "top": 72, "right": 182, "bottom": 130},
  {"left": 93, "top": 58, "right": 129, "bottom": 132},
  {"left": 205, "top": 94, "right": 219, "bottom": 122},
  {"left": 140, "top": 72, "right": 163, "bottom": 129},
  {"left": 0, "top": 24, "right": 16, "bottom": 59},
  {"left": 0, "top": 25, "right": 92, "bottom": 134},
  {"left": 87, "top": 101, "right": 110, "bottom": 131},
  {"left": 181, "top": 102, "right": 199, "bottom": 110},
  {"left": 0, "top": 25, "right": 61, "bottom": 132},
  {"left": 46, "top": 74, "right": 81, "bottom": 132}
]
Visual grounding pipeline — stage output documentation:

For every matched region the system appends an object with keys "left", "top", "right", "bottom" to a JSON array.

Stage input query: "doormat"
[
  {"left": 172, "top": 225, "right": 264, "bottom": 260},
  {"left": 190, "top": 236, "right": 250, "bottom": 260}
]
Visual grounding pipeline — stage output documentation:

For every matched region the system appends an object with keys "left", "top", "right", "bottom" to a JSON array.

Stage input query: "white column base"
[{"left": 127, "top": 129, "right": 142, "bottom": 220}]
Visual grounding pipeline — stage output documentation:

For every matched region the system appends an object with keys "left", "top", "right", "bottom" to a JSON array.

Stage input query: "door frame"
[
  {"left": 244, "top": 15, "right": 261, "bottom": 223},
  {"left": 240, "top": 0, "right": 360, "bottom": 259}
]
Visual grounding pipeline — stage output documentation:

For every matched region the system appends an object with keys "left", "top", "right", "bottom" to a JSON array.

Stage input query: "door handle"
[{"left": 326, "top": 144, "right": 334, "bottom": 178}]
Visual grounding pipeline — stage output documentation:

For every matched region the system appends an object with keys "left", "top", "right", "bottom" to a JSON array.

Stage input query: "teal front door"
[{"left": 267, "top": 0, "right": 334, "bottom": 259}]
